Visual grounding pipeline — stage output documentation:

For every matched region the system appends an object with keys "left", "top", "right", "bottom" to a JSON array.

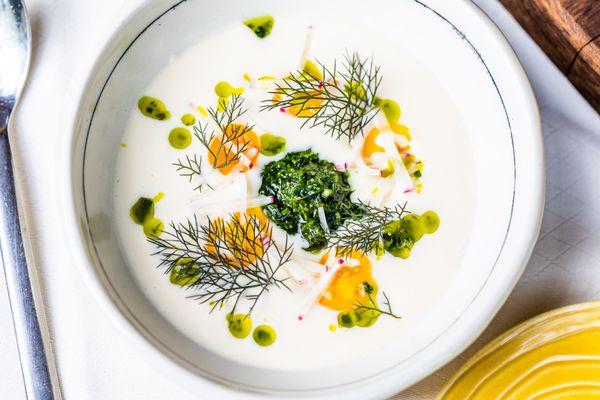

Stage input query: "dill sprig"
[
  {"left": 354, "top": 281, "right": 400, "bottom": 319},
  {"left": 148, "top": 213, "right": 293, "bottom": 315},
  {"left": 327, "top": 201, "right": 408, "bottom": 257},
  {"left": 194, "top": 94, "right": 255, "bottom": 171},
  {"left": 261, "top": 52, "right": 382, "bottom": 143},
  {"left": 173, "top": 154, "right": 212, "bottom": 192}
]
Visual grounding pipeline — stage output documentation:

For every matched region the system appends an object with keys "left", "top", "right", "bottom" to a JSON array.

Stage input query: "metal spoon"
[{"left": 0, "top": 1, "right": 60, "bottom": 398}]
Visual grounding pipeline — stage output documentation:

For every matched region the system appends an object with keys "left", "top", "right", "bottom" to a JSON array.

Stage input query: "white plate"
[{"left": 61, "top": 0, "right": 544, "bottom": 398}]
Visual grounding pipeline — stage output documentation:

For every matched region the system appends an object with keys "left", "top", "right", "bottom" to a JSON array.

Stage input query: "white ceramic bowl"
[{"left": 62, "top": 0, "right": 544, "bottom": 398}]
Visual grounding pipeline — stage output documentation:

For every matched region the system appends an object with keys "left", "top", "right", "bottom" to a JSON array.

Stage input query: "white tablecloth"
[{"left": 1, "top": 0, "right": 599, "bottom": 398}]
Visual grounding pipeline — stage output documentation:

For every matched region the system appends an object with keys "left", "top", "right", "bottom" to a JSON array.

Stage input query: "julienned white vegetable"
[
  {"left": 190, "top": 172, "right": 273, "bottom": 213},
  {"left": 283, "top": 259, "right": 328, "bottom": 285},
  {"left": 298, "top": 25, "right": 315, "bottom": 69},
  {"left": 297, "top": 255, "right": 345, "bottom": 321},
  {"left": 382, "top": 137, "right": 413, "bottom": 187},
  {"left": 317, "top": 205, "right": 330, "bottom": 234}
]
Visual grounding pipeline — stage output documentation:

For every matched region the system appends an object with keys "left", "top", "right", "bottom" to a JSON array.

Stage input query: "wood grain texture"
[
  {"left": 500, "top": 0, "right": 600, "bottom": 113},
  {"left": 569, "top": 37, "right": 600, "bottom": 111}
]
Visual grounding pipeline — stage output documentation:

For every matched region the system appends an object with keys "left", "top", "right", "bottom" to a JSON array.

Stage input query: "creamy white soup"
[{"left": 114, "top": 14, "right": 475, "bottom": 370}]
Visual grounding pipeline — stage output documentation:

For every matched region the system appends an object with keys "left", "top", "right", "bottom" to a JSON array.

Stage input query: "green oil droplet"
[
  {"left": 143, "top": 218, "right": 164, "bottom": 238},
  {"left": 260, "top": 133, "right": 286, "bottom": 156},
  {"left": 227, "top": 314, "right": 252, "bottom": 339},
  {"left": 376, "top": 98, "right": 401, "bottom": 125},
  {"left": 168, "top": 127, "right": 192, "bottom": 150},
  {"left": 215, "top": 81, "right": 235, "bottom": 98},
  {"left": 130, "top": 197, "right": 154, "bottom": 225},
  {"left": 181, "top": 114, "right": 196, "bottom": 126},
  {"left": 152, "top": 192, "right": 165, "bottom": 202},
  {"left": 137, "top": 96, "right": 171, "bottom": 120},
  {"left": 170, "top": 258, "right": 200, "bottom": 286},
  {"left": 253, "top": 325, "right": 276, "bottom": 346},
  {"left": 243, "top": 15, "right": 275, "bottom": 38},
  {"left": 303, "top": 60, "right": 323, "bottom": 81},
  {"left": 422, "top": 211, "right": 440, "bottom": 234}
]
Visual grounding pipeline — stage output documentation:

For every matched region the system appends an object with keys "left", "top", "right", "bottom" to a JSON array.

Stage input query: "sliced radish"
[
  {"left": 298, "top": 25, "right": 315, "bottom": 69},
  {"left": 317, "top": 205, "right": 330, "bottom": 234},
  {"left": 297, "top": 256, "right": 344, "bottom": 321}
]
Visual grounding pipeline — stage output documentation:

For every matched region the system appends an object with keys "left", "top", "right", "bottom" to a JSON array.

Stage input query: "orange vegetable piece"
[
  {"left": 205, "top": 210, "right": 269, "bottom": 268},
  {"left": 361, "top": 126, "right": 412, "bottom": 168},
  {"left": 362, "top": 127, "right": 385, "bottom": 159},
  {"left": 208, "top": 123, "right": 260, "bottom": 175},
  {"left": 319, "top": 250, "right": 375, "bottom": 312},
  {"left": 288, "top": 91, "right": 324, "bottom": 118}
]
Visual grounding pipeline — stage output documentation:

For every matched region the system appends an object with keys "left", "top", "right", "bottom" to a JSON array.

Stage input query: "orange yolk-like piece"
[
  {"left": 205, "top": 209, "right": 268, "bottom": 268},
  {"left": 319, "top": 251, "right": 374, "bottom": 312},
  {"left": 246, "top": 206, "right": 269, "bottom": 227},
  {"left": 362, "top": 128, "right": 386, "bottom": 159},
  {"left": 208, "top": 123, "right": 260, "bottom": 175},
  {"left": 287, "top": 91, "right": 324, "bottom": 118},
  {"left": 361, "top": 127, "right": 412, "bottom": 168},
  {"left": 390, "top": 123, "right": 411, "bottom": 140}
]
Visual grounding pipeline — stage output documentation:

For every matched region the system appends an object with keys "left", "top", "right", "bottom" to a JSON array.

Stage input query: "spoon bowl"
[{"left": 0, "top": 0, "right": 30, "bottom": 129}]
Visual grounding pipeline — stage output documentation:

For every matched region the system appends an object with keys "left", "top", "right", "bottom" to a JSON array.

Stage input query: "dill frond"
[
  {"left": 173, "top": 154, "right": 212, "bottom": 192},
  {"left": 353, "top": 282, "right": 401, "bottom": 319},
  {"left": 194, "top": 94, "right": 255, "bottom": 171},
  {"left": 148, "top": 213, "right": 293, "bottom": 315},
  {"left": 326, "top": 201, "right": 408, "bottom": 257},
  {"left": 261, "top": 52, "right": 382, "bottom": 143}
]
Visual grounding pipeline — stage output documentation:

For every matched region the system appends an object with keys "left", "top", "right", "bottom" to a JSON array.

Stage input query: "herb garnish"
[
  {"left": 337, "top": 281, "right": 400, "bottom": 329},
  {"left": 326, "top": 201, "right": 408, "bottom": 258},
  {"left": 173, "top": 154, "right": 210, "bottom": 192},
  {"left": 148, "top": 213, "right": 293, "bottom": 314},
  {"left": 194, "top": 93, "right": 255, "bottom": 171},
  {"left": 259, "top": 150, "right": 363, "bottom": 252},
  {"left": 353, "top": 282, "right": 400, "bottom": 320},
  {"left": 261, "top": 53, "right": 382, "bottom": 143},
  {"left": 173, "top": 94, "right": 254, "bottom": 191}
]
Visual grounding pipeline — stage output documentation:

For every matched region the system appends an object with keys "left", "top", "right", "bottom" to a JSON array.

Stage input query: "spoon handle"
[{"left": 0, "top": 132, "right": 58, "bottom": 400}]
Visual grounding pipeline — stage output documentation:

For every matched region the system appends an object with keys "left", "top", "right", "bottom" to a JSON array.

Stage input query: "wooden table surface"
[{"left": 500, "top": 0, "right": 600, "bottom": 113}]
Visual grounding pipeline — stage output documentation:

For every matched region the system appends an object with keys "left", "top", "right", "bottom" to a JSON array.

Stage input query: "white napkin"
[{"left": 0, "top": 0, "right": 598, "bottom": 399}]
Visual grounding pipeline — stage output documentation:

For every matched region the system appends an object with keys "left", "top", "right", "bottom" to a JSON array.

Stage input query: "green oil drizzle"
[
  {"left": 169, "top": 258, "right": 200, "bottom": 286},
  {"left": 303, "top": 60, "right": 323, "bottom": 81},
  {"left": 137, "top": 96, "right": 171, "bottom": 121},
  {"left": 197, "top": 105, "right": 208, "bottom": 117},
  {"left": 227, "top": 314, "right": 252, "bottom": 339},
  {"left": 337, "top": 282, "right": 382, "bottom": 329},
  {"left": 338, "top": 307, "right": 379, "bottom": 329},
  {"left": 181, "top": 114, "right": 196, "bottom": 126},
  {"left": 168, "top": 127, "right": 192, "bottom": 150},
  {"left": 382, "top": 211, "right": 440, "bottom": 259},
  {"left": 130, "top": 195, "right": 164, "bottom": 238},
  {"left": 214, "top": 81, "right": 245, "bottom": 111},
  {"left": 215, "top": 81, "right": 236, "bottom": 97},
  {"left": 259, "top": 133, "right": 286, "bottom": 156},
  {"left": 143, "top": 218, "right": 164, "bottom": 238},
  {"left": 422, "top": 211, "right": 441, "bottom": 233},
  {"left": 243, "top": 15, "right": 275, "bottom": 38},
  {"left": 253, "top": 325, "right": 276, "bottom": 347},
  {"left": 153, "top": 192, "right": 165, "bottom": 202},
  {"left": 374, "top": 98, "right": 401, "bottom": 126},
  {"left": 130, "top": 197, "right": 154, "bottom": 225}
]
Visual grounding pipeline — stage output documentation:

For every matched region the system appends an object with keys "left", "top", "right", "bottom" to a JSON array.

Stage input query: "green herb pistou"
[{"left": 259, "top": 150, "right": 362, "bottom": 251}]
